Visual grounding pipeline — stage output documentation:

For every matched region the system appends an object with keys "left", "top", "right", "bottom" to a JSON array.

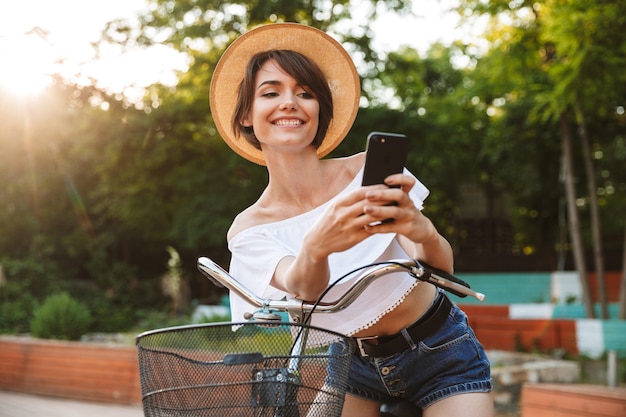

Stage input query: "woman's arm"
[
  {"left": 396, "top": 219, "right": 454, "bottom": 273},
  {"left": 362, "top": 173, "right": 454, "bottom": 273},
  {"left": 270, "top": 185, "right": 389, "bottom": 301}
]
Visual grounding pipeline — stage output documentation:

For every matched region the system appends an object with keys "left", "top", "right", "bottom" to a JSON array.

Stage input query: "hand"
[
  {"left": 361, "top": 174, "right": 439, "bottom": 244},
  {"left": 277, "top": 183, "right": 392, "bottom": 300},
  {"left": 302, "top": 184, "right": 391, "bottom": 261}
]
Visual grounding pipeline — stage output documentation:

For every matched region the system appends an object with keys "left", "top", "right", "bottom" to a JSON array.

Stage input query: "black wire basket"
[{"left": 136, "top": 322, "right": 354, "bottom": 417}]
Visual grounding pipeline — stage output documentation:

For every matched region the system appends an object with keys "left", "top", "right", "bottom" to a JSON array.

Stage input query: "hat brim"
[{"left": 210, "top": 23, "right": 360, "bottom": 165}]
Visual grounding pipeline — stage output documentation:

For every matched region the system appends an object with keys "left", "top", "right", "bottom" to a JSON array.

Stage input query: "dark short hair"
[{"left": 231, "top": 50, "right": 334, "bottom": 151}]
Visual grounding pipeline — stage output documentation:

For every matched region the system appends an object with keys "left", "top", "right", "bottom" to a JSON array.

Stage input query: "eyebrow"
[{"left": 256, "top": 80, "right": 281, "bottom": 90}]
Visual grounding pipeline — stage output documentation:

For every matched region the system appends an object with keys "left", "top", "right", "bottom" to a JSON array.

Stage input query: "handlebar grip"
[{"left": 412, "top": 260, "right": 472, "bottom": 298}]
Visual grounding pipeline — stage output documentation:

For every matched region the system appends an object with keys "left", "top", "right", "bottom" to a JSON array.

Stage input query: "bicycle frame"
[{"left": 193, "top": 257, "right": 485, "bottom": 417}]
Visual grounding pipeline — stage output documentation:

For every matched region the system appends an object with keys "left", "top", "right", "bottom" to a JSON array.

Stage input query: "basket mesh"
[{"left": 136, "top": 322, "right": 354, "bottom": 417}]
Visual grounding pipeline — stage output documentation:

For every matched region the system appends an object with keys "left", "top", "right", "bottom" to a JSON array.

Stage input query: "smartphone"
[
  {"left": 361, "top": 132, "right": 409, "bottom": 187},
  {"left": 361, "top": 132, "right": 408, "bottom": 224}
]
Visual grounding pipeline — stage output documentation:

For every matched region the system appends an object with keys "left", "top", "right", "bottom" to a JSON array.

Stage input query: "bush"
[
  {"left": 30, "top": 293, "right": 91, "bottom": 340},
  {"left": 0, "top": 281, "right": 38, "bottom": 334},
  {"left": 0, "top": 257, "right": 63, "bottom": 334}
]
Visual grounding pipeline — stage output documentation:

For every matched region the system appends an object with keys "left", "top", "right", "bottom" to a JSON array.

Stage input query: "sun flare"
[
  {"left": 0, "top": 28, "right": 187, "bottom": 103},
  {"left": 0, "top": 33, "right": 57, "bottom": 96}
]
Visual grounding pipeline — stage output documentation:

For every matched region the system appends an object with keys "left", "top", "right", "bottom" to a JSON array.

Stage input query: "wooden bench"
[{"left": 521, "top": 382, "right": 626, "bottom": 417}]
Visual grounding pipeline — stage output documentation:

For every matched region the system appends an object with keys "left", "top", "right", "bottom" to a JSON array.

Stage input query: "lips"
[{"left": 273, "top": 118, "right": 304, "bottom": 126}]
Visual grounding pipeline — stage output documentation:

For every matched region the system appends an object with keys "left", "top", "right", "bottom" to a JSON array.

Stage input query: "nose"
[{"left": 279, "top": 92, "right": 298, "bottom": 110}]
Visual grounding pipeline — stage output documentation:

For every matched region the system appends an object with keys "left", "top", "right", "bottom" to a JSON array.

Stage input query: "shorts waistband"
[{"left": 354, "top": 292, "right": 452, "bottom": 357}]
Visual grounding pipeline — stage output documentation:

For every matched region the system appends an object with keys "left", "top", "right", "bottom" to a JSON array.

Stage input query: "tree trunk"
[
  {"left": 560, "top": 112, "right": 595, "bottom": 318},
  {"left": 575, "top": 100, "right": 608, "bottom": 318}
]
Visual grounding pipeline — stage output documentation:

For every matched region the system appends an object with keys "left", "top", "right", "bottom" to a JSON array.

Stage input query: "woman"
[{"left": 210, "top": 23, "right": 493, "bottom": 417}]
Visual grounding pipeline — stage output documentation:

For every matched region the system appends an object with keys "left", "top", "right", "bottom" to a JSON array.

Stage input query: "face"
[{"left": 242, "top": 59, "right": 320, "bottom": 158}]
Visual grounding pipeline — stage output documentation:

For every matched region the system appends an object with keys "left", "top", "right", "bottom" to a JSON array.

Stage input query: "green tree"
[
  {"left": 539, "top": 0, "right": 626, "bottom": 318},
  {"left": 456, "top": 0, "right": 626, "bottom": 317},
  {"left": 0, "top": 0, "right": 419, "bottom": 333},
  {"left": 94, "top": 0, "right": 416, "bottom": 278}
]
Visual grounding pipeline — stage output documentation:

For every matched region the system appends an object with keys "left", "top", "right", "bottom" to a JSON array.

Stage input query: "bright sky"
[
  {"left": 369, "top": 0, "right": 465, "bottom": 52},
  {"left": 0, "top": 0, "right": 474, "bottom": 99},
  {"left": 0, "top": 0, "right": 186, "bottom": 99}
]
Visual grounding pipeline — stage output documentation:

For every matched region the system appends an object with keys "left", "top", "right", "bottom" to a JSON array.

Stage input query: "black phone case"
[{"left": 361, "top": 132, "right": 409, "bottom": 187}]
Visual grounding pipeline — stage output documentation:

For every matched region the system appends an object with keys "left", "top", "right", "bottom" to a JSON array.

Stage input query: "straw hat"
[{"left": 210, "top": 23, "right": 361, "bottom": 165}]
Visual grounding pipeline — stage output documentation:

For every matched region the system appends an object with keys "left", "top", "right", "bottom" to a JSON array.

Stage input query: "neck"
[{"left": 264, "top": 150, "right": 329, "bottom": 211}]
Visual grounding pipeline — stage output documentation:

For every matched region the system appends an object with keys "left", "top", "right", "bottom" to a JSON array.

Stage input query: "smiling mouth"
[{"left": 273, "top": 119, "right": 304, "bottom": 126}]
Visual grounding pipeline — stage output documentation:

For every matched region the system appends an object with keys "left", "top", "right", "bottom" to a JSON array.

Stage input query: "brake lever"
[{"left": 410, "top": 260, "right": 485, "bottom": 302}]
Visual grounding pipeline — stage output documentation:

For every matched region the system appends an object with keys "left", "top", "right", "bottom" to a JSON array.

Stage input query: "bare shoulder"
[
  {"left": 227, "top": 153, "right": 366, "bottom": 242},
  {"left": 319, "top": 152, "right": 366, "bottom": 196},
  {"left": 327, "top": 152, "right": 365, "bottom": 174},
  {"left": 227, "top": 203, "right": 269, "bottom": 242}
]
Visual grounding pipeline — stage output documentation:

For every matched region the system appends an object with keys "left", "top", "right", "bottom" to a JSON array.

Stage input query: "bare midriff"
[{"left": 351, "top": 282, "right": 438, "bottom": 339}]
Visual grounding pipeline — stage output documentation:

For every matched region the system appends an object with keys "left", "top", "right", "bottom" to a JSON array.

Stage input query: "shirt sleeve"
[
  {"left": 227, "top": 228, "right": 292, "bottom": 321},
  {"left": 405, "top": 167, "right": 430, "bottom": 210}
]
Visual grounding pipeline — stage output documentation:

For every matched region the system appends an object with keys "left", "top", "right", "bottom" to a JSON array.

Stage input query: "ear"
[{"left": 241, "top": 116, "right": 252, "bottom": 127}]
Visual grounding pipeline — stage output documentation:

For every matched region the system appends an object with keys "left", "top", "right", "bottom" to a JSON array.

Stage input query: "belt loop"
[{"left": 401, "top": 328, "right": 417, "bottom": 351}]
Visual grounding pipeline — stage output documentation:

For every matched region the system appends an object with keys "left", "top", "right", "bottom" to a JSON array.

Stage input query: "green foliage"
[
  {"left": 454, "top": 0, "right": 626, "bottom": 264},
  {"left": 30, "top": 293, "right": 92, "bottom": 341},
  {"left": 1, "top": 0, "right": 625, "bottom": 337},
  {"left": 0, "top": 257, "right": 65, "bottom": 334},
  {"left": 139, "top": 323, "right": 296, "bottom": 354},
  {"left": 0, "top": 291, "right": 37, "bottom": 335},
  {"left": 133, "top": 309, "right": 193, "bottom": 333}
]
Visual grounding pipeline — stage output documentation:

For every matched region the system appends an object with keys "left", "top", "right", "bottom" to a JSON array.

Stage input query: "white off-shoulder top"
[{"left": 228, "top": 167, "right": 430, "bottom": 336}]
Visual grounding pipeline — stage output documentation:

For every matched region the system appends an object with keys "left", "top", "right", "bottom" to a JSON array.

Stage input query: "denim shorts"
[{"left": 327, "top": 292, "right": 492, "bottom": 410}]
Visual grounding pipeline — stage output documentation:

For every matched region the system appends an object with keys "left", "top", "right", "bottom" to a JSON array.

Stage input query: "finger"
[
  {"left": 363, "top": 221, "right": 394, "bottom": 233},
  {"left": 338, "top": 184, "right": 387, "bottom": 207},
  {"left": 328, "top": 185, "right": 387, "bottom": 221},
  {"left": 384, "top": 173, "right": 415, "bottom": 192},
  {"left": 365, "top": 187, "right": 407, "bottom": 207},
  {"left": 362, "top": 204, "right": 399, "bottom": 223},
  {"left": 362, "top": 213, "right": 402, "bottom": 233}
]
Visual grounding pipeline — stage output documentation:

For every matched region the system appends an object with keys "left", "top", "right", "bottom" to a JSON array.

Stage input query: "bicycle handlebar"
[{"left": 197, "top": 257, "right": 485, "bottom": 321}]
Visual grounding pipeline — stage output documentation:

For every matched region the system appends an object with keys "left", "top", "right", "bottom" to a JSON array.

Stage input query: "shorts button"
[{"left": 381, "top": 367, "right": 391, "bottom": 376}]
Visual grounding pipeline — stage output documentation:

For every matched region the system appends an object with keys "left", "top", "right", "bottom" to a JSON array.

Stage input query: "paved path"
[{"left": 0, "top": 391, "right": 143, "bottom": 417}]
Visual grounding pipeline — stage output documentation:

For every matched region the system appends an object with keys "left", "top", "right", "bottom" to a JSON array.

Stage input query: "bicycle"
[{"left": 136, "top": 258, "right": 485, "bottom": 417}]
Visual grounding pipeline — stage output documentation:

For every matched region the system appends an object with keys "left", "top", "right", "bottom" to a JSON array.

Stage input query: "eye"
[{"left": 298, "top": 89, "right": 315, "bottom": 99}]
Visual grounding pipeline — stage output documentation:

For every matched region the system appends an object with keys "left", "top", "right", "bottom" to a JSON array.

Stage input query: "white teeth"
[{"left": 274, "top": 119, "right": 302, "bottom": 126}]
